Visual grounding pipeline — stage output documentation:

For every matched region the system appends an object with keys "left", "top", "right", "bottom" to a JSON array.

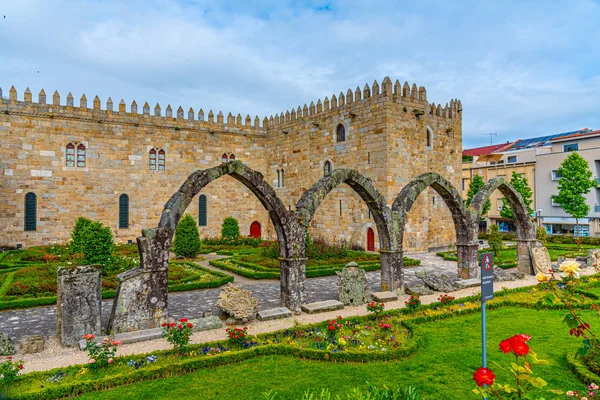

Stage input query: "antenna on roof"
[{"left": 483, "top": 132, "right": 497, "bottom": 145}]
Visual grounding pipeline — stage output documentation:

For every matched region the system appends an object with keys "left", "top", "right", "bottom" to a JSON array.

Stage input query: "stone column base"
[
  {"left": 457, "top": 243, "right": 479, "bottom": 279},
  {"left": 518, "top": 239, "right": 538, "bottom": 275},
  {"left": 279, "top": 258, "right": 307, "bottom": 313},
  {"left": 379, "top": 250, "right": 404, "bottom": 292}
]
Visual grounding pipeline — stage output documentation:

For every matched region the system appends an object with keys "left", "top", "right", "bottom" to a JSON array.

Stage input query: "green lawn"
[{"left": 71, "top": 307, "right": 594, "bottom": 400}]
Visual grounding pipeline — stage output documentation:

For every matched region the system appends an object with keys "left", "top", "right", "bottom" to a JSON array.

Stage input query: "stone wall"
[{"left": 0, "top": 79, "right": 461, "bottom": 252}]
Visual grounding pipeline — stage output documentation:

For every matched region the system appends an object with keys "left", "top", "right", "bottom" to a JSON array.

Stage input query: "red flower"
[
  {"left": 179, "top": 317, "right": 188, "bottom": 323},
  {"left": 7, "top": 356, "right": 12, "bottom": 360},
  {"left": 328, "top": 325, "right": 335, "bottom": 331},
  {"left": 516, "top": 334, "right": 531, "bottom": 342},
  {"left": 473, "top": 367, "right": 496, "bottom": 387},
  {"left": 511, "top": 339, "right": 530, "bottom": 356},
  {"left": 498, "top": 334, "right": 532, "bottom": 356},
  {"left": 499, "top": 339, "right": 512, "bottom": 354},
  {"left": 18, "top": 365, "right": 24, "bottom": 370},
  {"left": 169, "top": 322, "right": 176, "bottom": 328},
  {"left": 161, "top": 322, "right": 168, "bottom": 327},
  {"left": 177, "top": 324, "right": 183, "bottom": 330},
  {"left": 187, "top": 323, "right": 193, "bottom": 329},
  {"left": 110, "top": 340, "right": 122, "bottom": 346}
]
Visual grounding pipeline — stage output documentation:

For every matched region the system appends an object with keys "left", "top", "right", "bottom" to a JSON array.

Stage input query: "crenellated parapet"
[
  {"left": 262, "top": 76, "right": 461, "bottom": 132},
  {"left": 0, "top": 86, "right": 269, "bottom": 136}
]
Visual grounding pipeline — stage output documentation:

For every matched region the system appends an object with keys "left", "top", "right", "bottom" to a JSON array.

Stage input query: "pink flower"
[
  {"left": 103, "top": 337, "right": 110, "bottom": 343},
  {"left": 108, "top": 358, "right": 114, "bottom": 364},
  {"left": 110, "top": 340, "right": 122, "bottom": 346},
  {"left": 89, "top": 359, "right": 96, "bottom": 364}
]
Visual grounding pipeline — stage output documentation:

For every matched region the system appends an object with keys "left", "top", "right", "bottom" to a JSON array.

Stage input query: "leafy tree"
[
  {"left": 80, "top": 220, "right": 114, "bottom": 265},
  {"left": 71, "top": 217, "right": 93, "bottom": 253},
  {"left": 487, "top": 224, "right": 503, "bottom": 258},
  {"left": 466, "top": 174, "right": 491, "bottom": 216},
  {"left": 500, "top": 172, "right": 534, "bottom": 220},
  {"left": 552, "top": 152, "right": 597, "bottom": 241},
  {"left": 173, "top": 214, "right": 201, "bottom": 258},
  {"left": 221, "top": 216, "right": 240, "bottom": 240}
]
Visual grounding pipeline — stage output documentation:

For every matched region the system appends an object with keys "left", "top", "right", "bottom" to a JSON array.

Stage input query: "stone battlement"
[{"left": 0, "top": 77, "right": 460, "bottom": 137}]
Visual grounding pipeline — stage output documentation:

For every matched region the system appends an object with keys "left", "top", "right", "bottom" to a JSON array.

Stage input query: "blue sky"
[{"left": 1, "top": 0, "right": 598, "bottom": 148}]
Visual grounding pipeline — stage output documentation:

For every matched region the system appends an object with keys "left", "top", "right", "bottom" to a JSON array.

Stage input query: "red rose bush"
[{"left": 161, "top": 317, "right": 194, "bottom": 355}]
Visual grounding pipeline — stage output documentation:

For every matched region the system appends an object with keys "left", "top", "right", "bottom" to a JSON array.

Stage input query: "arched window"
[
  {"left": 336, "top": 124, "right": 346, "bottom": 142},
  {"left": 158, "top": 149, "right": 166, "bottom": 171},
  {"left": 281, "top": 169, "right": 285, "bottom": 187},
  {"left": 198, "top": 194, "right": 207, "bottom": 226},
  {"left": 324, "top": 161, "right": 332, "bottom": 176},
  {"left": 119, "top": 194, "right": 129, "bottom": 229},
  {"left": 149, "top": 148, "right": 157, "bottom": 170},
  {"left": 66, "top": 143, "right": 75, "bottom": 167},
  {"left": 76, "top": 144, "right": 86, "bottom": 167},
  {"left": 277, "top": 169, "right": 281, "bottom": 188},
  {"left": 222, "top": 153, "right": 228, "bottom": 163},
  {"left": 229, "top": 154, "right": 235, "bottom": 161},
  {"left": 24, "top": 192, "right": 36, "bottom": 231}
]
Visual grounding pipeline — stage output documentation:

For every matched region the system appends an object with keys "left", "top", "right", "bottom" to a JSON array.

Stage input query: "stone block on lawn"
[
  {"left": 301, "top": 300, "right": 344, "bottom": 314},
  {"left": 371, "top": 291, "right": 398, "bottom": 302},
  {"left": 257, "top": 307, "right": 292, "bottom": 321},
  {"left": 337, "top": 262, "right": 370, "bottom": 306},
  {"left": 189, "top": 316, "right": 222, "bottom": 331},
  {"left": 57, "top": 265, "right": 102, "bottom": 347},
  {"left": 405, "top": 285, "right": 434, "bottom": 296},
  {"left": 415, "top": 271, "right": 458, "bottom": 292},
  {"left": 454, "top": 278, "right": 480, "bottom": 289},
  {"left": 20, "top": 335, "right": 44, "bottom": 354},
  {"left": 0, "top": 332, "right": 15, "bottom": 356}
]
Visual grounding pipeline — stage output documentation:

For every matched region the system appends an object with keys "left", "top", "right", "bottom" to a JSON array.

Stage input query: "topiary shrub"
[
  {"left": 173, "top": 214, "right": 201, "bottom": 258},
  {"left": 71, "top": 217, "right": 93, "bottom": 253},
  {"left": 536, "top": 226, "right": 547, "bottom": 246},
  {"left": 221, "top": 217, "right": 240, "bottom": 241},
  {"left": 488, "top": 224, "right": 503, "bottom": 258},
  {"left": 79, "top": 220, "right": 114, "bottom": 266}
]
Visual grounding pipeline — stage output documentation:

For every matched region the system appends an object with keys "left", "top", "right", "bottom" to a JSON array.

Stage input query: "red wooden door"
[
  {"left": 367, "top": 228, "right": 375, "bottom": 251},
  {"left": 250, "top": 221, "right": 261, "bottom": 238}
]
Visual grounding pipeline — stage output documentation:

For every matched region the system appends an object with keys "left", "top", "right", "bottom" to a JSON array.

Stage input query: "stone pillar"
[
  {"left": 380, "top": 250, "right": 404, "bottom": 292},
  {"left": 57, "top": 265, "right": 102, "bottom": 347},
  {"left": 517, "top": 239, "right": 537, "bottom": 275},
  {"left": 457, "top": 242, "right": 479, "bottom": 279},
  {"left": 279, "top": 258, "right": 306, "bottom": 313}
]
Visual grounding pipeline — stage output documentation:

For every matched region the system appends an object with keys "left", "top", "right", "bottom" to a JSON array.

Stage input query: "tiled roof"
[
  {"left": 549, "top": 129, "right": 600, "bottom": 142},
  {"left": 463, "top": 143, "right": 512, "bottom": 156},
  {"left": 502, "top": 128, "right": 591, "bottom": 151}
]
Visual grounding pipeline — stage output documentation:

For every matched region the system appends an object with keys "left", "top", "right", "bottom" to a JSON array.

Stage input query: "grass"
[{"left": 69, "top": 307, "right": 594, "bottom": 400}]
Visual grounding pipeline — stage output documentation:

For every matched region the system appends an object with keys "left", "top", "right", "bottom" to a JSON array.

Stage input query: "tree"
[
  {"left": 500, "top": 172, "right": 534, "bottom": 220},
  {"left": 488, "top": 224, "right": 503, "bottom": 258},
  {"left": 173, "top": 214, "right": 201, "bottom": 258},
  {"left": 221, "top": 216, "right": 240, "bottom": 241},
  {"left": 552, "top": 152, "right": 597, "bottom": 242},
  {"left": 71, "top": 217, "right": 93, "bottom": 253},
  {"left": 77, "top": 220, "right": 114, "bottom": 265},
  {"left": 466, "top": 174, "right": 491, "bottom": 216},
  {"left": 536, "top": 226, "right": 547, "bottom": 246}
]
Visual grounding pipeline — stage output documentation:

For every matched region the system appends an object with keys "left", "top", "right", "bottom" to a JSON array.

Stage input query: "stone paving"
[{"left": 0, "top": 252, "right": 458, "bottom": 342}]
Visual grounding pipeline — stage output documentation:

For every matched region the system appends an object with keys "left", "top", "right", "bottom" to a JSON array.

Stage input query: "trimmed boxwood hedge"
[
  {"left": 0, "top": 262, "right": 232, "bottom": 311},
  {"left": 566, "top": 352, "right": 600, "bottom": 386}
]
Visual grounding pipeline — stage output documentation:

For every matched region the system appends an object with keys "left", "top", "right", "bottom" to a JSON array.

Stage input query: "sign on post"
[{"left": 481, "top": 253, "right": 494, "bottom": 302}]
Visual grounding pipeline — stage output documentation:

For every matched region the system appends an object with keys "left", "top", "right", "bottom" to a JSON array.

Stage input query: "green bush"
[
  {"left": 221, "top": 217, "right": 240, "bottom": 240},
  {"left": 71, "top": 217, "right": 93, "bottom": 253},
  {"left": 173, "top": 214, "right": 201, "bottom": 258},
  {"left": 79, "top": 220, "right": 114, "bottom": 266},
  {"left": 487, "top": 225, "right": 503, "bottom": 257},
  {"left": 19, "top": 249, "right": 47, "bottom": 262},
  {"left": 536, "top": 226, "right": 547, "bottom": 246}
]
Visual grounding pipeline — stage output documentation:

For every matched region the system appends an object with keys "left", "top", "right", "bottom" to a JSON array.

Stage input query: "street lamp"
[{"left": 536, "top": 209, "right": 542, "bottom": 227}]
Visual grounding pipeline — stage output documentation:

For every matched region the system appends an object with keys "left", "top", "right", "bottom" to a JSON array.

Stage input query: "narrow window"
[
  {"left": 198, "top": 194, "right": 207, "bottom": 226},
  {"left": 158, "top": 149, "right": 166, "bottom": 171},
  {"left": 339, "top": 200, "right": 342, "bottom": 216},
  {"left": 24, "top": 192, "right": 36, "bottom": 231},
  {"left": 426, "top": 127, "right": 433, "bottom": 147},
  {"left": 222, "top": 153, "right": 228, "bottom": 163},
  {"left": 368, "top": 152, "right": 371, "bottom": 164},
  {"left": 281, "top": 169, "right": 285, "bottom": 187},
  {"left": 368, "top": 209, "right": 371, "bottom": 219},
  {"left": 277, "top": 169, "right": 280, "bottom": 187},
  {"left": 149, "top": 148, "right": 157, "bottom": 170},
  {"left": 119, "top": 194, "right": 129, "bottom": 229},
  {"left": 336, "top": 124, "right": 345, "bottom": 142},
  {"left": 324, "top": 161, "right": 332, "bottom": 176},
  {"left": 77, "top": 144, "right": 86, "bottom": 167},
  {"left": 229, "top": 154, "right": 235, "bottom": 161},
  {"left": 66, "top": 143, "right": 75, "bottom": 167}
]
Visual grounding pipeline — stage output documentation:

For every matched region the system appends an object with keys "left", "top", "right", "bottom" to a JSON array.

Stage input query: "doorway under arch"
[
  {"left": 250, "top": 221, "right": 262, "bottom": 239},
  {"left": 366, "top": 227, "right": 375, "bottom": 252}
]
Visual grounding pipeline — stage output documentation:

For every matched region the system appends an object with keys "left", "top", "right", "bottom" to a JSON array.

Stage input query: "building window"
[
  {"left": 563, "top": 143, "right": 579, "bottom": 152},
  {"left": 158, "top": 149, "right": 166, "bottom": 171},
  {"left": 24, "top": 192, "right": 36, "bottom": 231},
  {"left": 462, "top": 178, "right": 468, "bottom": 191},
  {"left": 229, "top": 154, "right": 235, "bottom": 161},
  {"left": 426, "top": 126, "right": 433, "bottom": 147},
  {"left": 324, "top": 161, "right": 332, "bottom": 176},
  {"left": 551, "top": 170, "right": 562, "bottom": 181},
  {"left": 149, "top": 148, "right": 157, "bottom": 170},
  {"left": 280, "top": 169, "right": 285, "bottom": 187},
  {"left": 66, "top": 142, "right": 85, "bottom": 167},
  {"left": 336, "top": 124, "right": 345, "bottom": 142},
  {"left": 507, "top": 156, "right": 517, "bottom": 163},
  {"left": 222, "top": 153, "right": 228, "bottom": 163},
  {"left": 198, "top": 194, "right": 207, "bottom": 226},
  {"left": 119, "top": 194, "right": 129, "bottom": 229},
  {"left": 222, "top": 153, "right": 235, "bottom": 163},
  {"left": 339, "top": 199, "right": 342, "bottom": 216}
]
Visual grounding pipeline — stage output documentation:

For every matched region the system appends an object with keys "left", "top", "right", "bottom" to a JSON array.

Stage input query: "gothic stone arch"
[
  {"left": 294, "top": 168, "right": 399, "bottom": 290},
  {"left": 108, "top": 161, "right": 304, "bottom": 333},
  {"left": 391, "top": 172, "right": 475, "bottom": 278},
  {"left": 468, "top": 177, "right": 537, "bottom": 274}
]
